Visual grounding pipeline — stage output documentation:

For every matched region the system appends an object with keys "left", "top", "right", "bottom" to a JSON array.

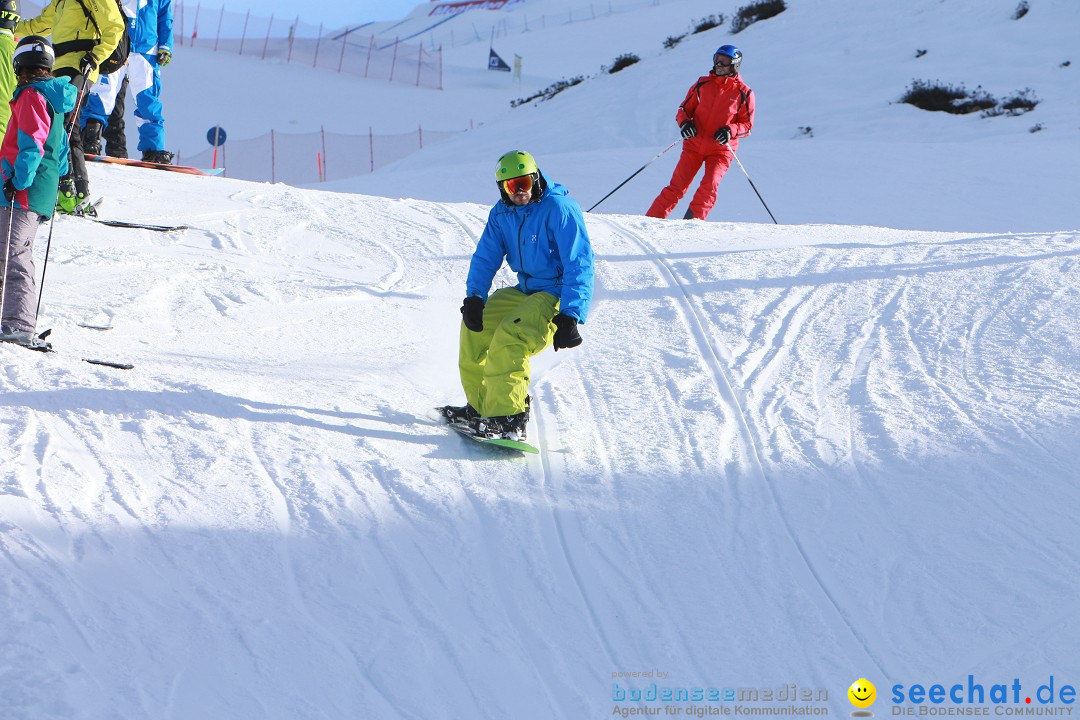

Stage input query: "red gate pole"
[
  {"left": 287, "top": 16, "right": 298, "bottom": 62},
  {"left": 389, "top": 38, "right": 399, "bottom": 82},
  {"left": 313, "top": 23, "right": 323, "bottom": 67},
  {"left": 213, "top": 6, "right": 224, "bottom": 52},
  {"left": 190, "top": 2, "right": 200, "bottom": 46},
  {"left": 321, "top": 126, "right": 328, "bottom": 181},
  {"left": 238, "top": 10, "right": 250, "bottom": 55},
  {"left": 261, "top": 13, "right": 274, "bottom": 60}
]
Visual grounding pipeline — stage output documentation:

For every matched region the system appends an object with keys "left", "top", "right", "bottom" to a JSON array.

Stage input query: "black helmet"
[
  {"left": 0, "top": 0, "right": 20, "bottom": 32},
  {"left": 13, "top": 35, "right": 55, "bottom": 72}
]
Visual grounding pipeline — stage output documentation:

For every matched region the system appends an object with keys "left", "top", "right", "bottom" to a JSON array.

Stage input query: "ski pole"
[
  {"left": 586, "top": 139, "right": 680, "bottom": 213},
  {"left": 729, "top": 147, "right": 778, "bottom": 225},
  {"left": 36, "top": 77, "right": 89, "bottom": 322},
  {"left": 1, "top": 202, "right": 13, "bottom": 321}
]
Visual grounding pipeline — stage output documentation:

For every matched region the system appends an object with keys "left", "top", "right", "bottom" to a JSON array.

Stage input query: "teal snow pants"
[{"left": 459, "top": 287, "right": 558, "bottom": 418}]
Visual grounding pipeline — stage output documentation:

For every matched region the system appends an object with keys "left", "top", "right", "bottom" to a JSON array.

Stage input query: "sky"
[{"left": 1, "top": 0, "right": 1078, "bottom": 718}]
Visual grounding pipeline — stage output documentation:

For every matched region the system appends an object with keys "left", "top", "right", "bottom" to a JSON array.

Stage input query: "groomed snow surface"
[{"left": 2, "top": 0, "right": 1079, "bottom": 717}]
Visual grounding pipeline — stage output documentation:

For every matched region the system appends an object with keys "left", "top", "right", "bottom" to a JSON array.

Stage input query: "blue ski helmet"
[{"left": 714, "top": 44, "right": 743, "bottom": 74}]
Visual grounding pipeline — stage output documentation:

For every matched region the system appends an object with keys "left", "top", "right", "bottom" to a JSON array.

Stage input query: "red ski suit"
[{"left": 647, "top": 72, "right": 754, "bottom": 220}]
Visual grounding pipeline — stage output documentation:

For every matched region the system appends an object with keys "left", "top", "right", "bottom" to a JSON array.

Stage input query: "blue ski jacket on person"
[
  {"left": 1, "top": 77, "right": 76, "bottom": 218},
  {"left": 127, "top": 0, "right": 173, "bottom": 54},
  {"left": 466, "top": 172, "right": 594, "bottom": 323}
]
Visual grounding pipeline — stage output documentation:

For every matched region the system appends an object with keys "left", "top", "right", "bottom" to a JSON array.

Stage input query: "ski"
[
  {"left": 77, "top": 323, "right": 113, "bottom": 330},
  {"left": 83, "top": 358, "right": 134, "bottom": 370},
  {"left": 5, "top": 329, "right": 134, "bottom": 369},
  {"left": 89, "top": 218, "right": 189, "bottom": 232},
  {"left": 85, "top": 153, "right": 224, "bottom": 176}
]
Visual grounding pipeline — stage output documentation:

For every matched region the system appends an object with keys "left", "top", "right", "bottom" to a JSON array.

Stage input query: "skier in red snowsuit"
[{"left": 646, "top": 44, "right": 755, "bottom": 221}]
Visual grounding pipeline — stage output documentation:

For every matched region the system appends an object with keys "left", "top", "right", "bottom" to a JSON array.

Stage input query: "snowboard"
[
  {"left": 434, "top": 408, "right": 539, "bottom": 454},
  {"left": 448, "top": 423, "right": 539, "bottom": 454},
  {"left": 85, "top": 154, "right": 224, "bottom": 176}
]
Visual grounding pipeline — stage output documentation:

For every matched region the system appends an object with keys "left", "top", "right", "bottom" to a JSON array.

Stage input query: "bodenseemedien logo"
[{"left": 849, "top": 679, "right": 877, "bottom": 718}]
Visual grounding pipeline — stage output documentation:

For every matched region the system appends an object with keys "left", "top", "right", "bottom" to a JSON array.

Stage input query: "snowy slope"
[
  {"left": 1, "top": 0, "right": 1079, "bottom": 718},
  {"left": 2, "top": 165, "right": 1077, "bottom": 719}
]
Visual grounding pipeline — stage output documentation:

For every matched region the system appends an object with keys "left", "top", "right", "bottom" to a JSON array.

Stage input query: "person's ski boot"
[
  {"left": 0, "top": 325, "right": 51, "bottom": 350},
  {"left": 82, "top": 119, "right": 104, "bottom": 156},
  {"left": 469, "top": 396, "right": 531, "bottom": 440},
  {"left": 141, "top": 149, "right": 175, "bottom": 165},
  {"left": 438, "top": 403, "right": 479, "bottom": 425},
  {"left": 56, "top": 178, "right": 97, "bottom": 217},
  {"left": 56, "top": 178, "right": 86, "bottom": 215}
]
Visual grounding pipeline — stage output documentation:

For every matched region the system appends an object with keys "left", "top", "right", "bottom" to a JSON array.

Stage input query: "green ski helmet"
[{"left": 496, "top": 150, "right": 538, "bottom": 182}]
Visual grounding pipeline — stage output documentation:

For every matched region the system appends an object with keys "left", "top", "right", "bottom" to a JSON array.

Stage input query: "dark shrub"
[
  {"left": 731, "top": 0, "right": 786, "bottom": 34},
  {"left": 1013, "top": 1, "right": 1029, "bottom": 19},
  {"left": 900, "top": 79, "right": 997, "bottom": 114},
  {"left": 664, "top": 34, "right": 686, "bottom": 50},
  {"left": 1029, "top": 123, "right": 1044, "bottom": 133},
  {"left": 999, "top": 88, "right": 1040, "bottom": 114},
  {"left": 510, "top": 76, "right": 584, "bottom": 108},
  {"left": 607, "top": 53, "right": 640, "bottom": 74},
  {"left": 797, "top": 126, "right": 813, "bottom": 138},
  {"left": 692, "top": 14, "right": 726, "bottom": 33},
  {"left": 915, "top": 49, "right": 928, "bottom": 58}
]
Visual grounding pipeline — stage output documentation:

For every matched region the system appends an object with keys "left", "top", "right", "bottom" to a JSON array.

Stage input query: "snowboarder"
[
  {"left": 82, "top": 0, "right": 175, "bottom": 164},
  {"left": 439, "top": 150, "right": 594, "bottom": 441},
  {"left": 0, "top": 37, "right": 77, "bottom": 348},
  {"left": 17, "top": 0, "right": 126, "bottom": 215},
  {"left": 646, "top": 44, "right": 755, "bottom": 221}
]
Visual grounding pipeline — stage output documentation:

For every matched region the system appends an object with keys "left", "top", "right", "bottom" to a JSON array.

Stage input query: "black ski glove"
[
  {"left": 3, "top": 178, "right": 15, "bottom": 202},
  {"left": 79, "top": 54, "right": 97, "bottom": 78},
  {"left": 552, "top": 314, "right": 582, "bottom": 351},
  {"left": 680, "top": 121, "right": 697, "bottom": 139},
  {"left": 714, "top": 125, "right": 731, "bottom": 145},
  {"left": 461, "top": 296, "right": 484, "bottom": 332}
]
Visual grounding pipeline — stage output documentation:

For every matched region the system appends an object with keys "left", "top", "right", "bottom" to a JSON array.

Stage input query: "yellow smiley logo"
[{"left": 848, "top": 679, "right": 876, "bottom": 708}]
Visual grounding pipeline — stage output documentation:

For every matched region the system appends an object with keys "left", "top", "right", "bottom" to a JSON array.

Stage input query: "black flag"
[{"left": 488, "top": 48, "right": 511, "bottom": 72}]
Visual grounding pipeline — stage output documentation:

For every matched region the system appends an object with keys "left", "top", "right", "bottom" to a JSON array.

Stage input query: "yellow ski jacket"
[{"left": 17, "top": 0, "right": 125, "bottom": 83}]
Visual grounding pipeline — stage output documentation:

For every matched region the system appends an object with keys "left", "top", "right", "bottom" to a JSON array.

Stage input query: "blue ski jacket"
[
  {"left": 125, "top": 0, "right": 173, "bottom": 54},
  {"left": 1, "top": 77, "right": 76, "bottom": 218},
  {"left": 466, "top": 173, "right": 594, "bottom": 323}
]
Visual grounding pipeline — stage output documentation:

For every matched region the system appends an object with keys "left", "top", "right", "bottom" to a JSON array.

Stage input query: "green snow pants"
[{"left": 459, "top": 287, "right": 558, "bottom": 418}]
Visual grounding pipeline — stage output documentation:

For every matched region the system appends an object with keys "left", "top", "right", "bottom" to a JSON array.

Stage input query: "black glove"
[
  {"left": 461, "top": 296, "right": 484, "bottom": 332},
  {"left": 3, "top": 178, "right": 15, "bottom": 202},
  {"left": 552, "top": 314, "right": 582, "bottom": 351},
  {"left": 679, "top": 121, "right": 697, "bottom": 139},
  {"left": 714, "top": 125, "right": 731, "bottom": 145},
  {"left": 79, "top": 54, "right": 97, "bottom": 78}
]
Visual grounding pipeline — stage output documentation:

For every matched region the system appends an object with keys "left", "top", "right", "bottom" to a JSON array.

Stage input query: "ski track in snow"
[{"left": 599, "top": 216, "right": 889, "bottom": 676}]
